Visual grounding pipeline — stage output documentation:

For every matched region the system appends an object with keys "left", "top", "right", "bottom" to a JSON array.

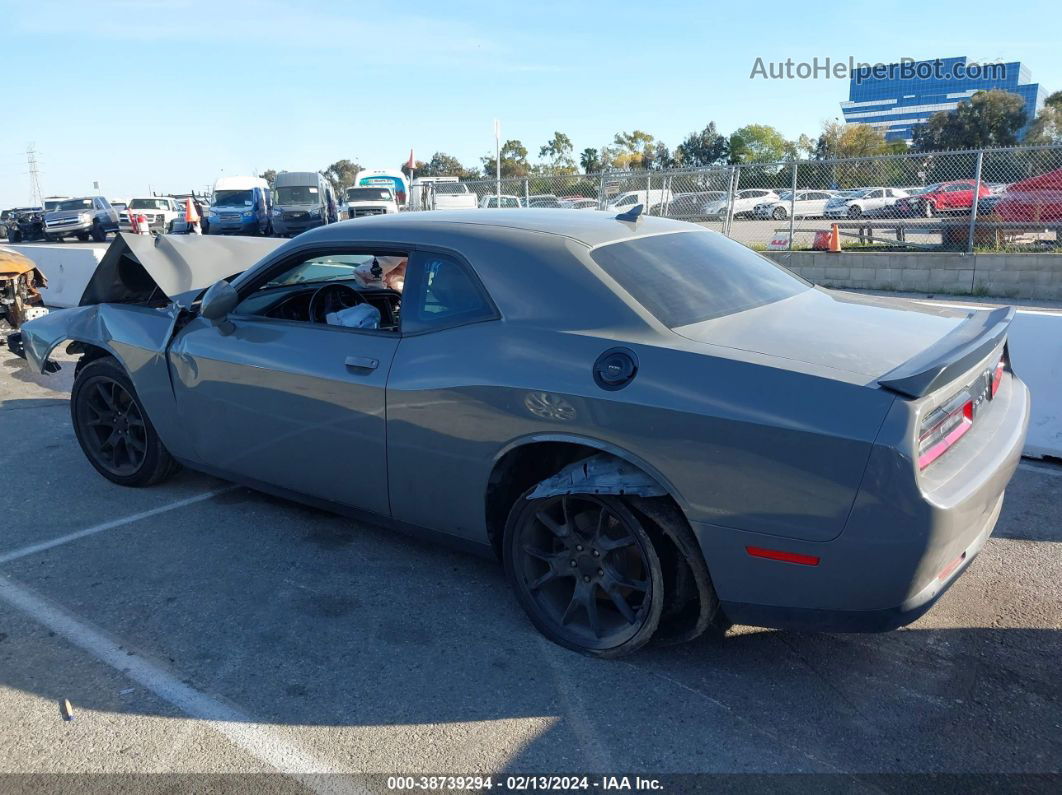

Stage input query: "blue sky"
[{"left": 1, "top": 0, "right": 1058, "bottom": 207}]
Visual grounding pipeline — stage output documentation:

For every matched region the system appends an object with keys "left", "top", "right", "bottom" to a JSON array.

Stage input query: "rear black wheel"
[
  {"left": 90, "top": 222, "right": 107, "bottom": 242},
  {"left": 504, "top": 493, "right": 663, "bottom": 657},
  {"left": 772, "top": 206, "right": 787, "bottom": 220},
  {"left": 71, "top": 357, "right": 178, "bottom": 486}
]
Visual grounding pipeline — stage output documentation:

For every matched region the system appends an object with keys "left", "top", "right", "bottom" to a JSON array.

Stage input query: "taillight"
[
  {"left": 918, "top": 395, "right": 973, "bottom": 470},
  {"left": 991, "top": 356, "right": 1005, "bottom": 398}
]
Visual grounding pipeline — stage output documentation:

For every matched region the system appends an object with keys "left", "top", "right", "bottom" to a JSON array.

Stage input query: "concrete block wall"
[{"left": 764, "top": 252, "right": 1062, "bottom": 301}]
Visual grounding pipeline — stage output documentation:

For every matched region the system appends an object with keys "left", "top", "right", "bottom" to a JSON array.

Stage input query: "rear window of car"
[{"left": 590, "top": 231, "right": 809, "bottom": 327}]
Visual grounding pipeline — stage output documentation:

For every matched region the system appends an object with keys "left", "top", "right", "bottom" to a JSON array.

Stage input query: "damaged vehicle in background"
[
  {"left": 0, "top": 247, "right": 48, "bottom": 343},
  {"left": 5, "top": 208, "right": 47, "bottom": 243},
  {"left": 13, "top": 211, "right": 1029, "bottom": 658}
]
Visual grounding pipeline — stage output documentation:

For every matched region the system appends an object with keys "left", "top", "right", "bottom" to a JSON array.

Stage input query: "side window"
[{"left": 402, "top": 252, "right": 495, "bottom": 334}]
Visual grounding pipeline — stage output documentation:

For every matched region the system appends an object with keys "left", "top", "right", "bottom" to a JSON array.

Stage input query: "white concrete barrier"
[{"left": 10, "top": 243, "right": 105, "bottom": 308}]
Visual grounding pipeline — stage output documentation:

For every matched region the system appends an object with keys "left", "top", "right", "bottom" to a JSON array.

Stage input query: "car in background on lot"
[
  {"left": 345, "top": 186, "right": 399, "bottom": 218},
  {"left": 560, "top": 198, "right": 599, "bottom": 210},
  {"left": 14, "top": 210, "right": 1029, "bottom": 658},
  {"left": 665, "top": 191, "right": 725, "bottom": 221},
  {"left": 528, "top": 195, "right": 564, "bottom": 208},
  {"left": 42, "top": 196, "right": 119, "bottom": 242},
  {"left": 480, "top": 194, "right": 523, "bottom": 209},
  {"left": 606, "top": 189, "right": 673, "bottom": 214},
  {"left": 4, "top": 208, "right": 47, "bottom": 243},
  {"left": 271, "top": 171, "right": 337, "bottom": 236},
  {"left": 824, "top": 187, "right": 910, "bottom": 219},
  {"left": 1, "top": 207, "right": 42, "bottom": 239},
  {"left": 120, "top": 197, "right": 183, "bottom": 233},
  {"left": 753, "top": 190, "right": 838, "bottom": 220},
  {"left": 893, "top": 181, "right": 991, "bottom": 218},
  {"left": 207, "top": 176, "right": 273, "bottom": 236},
  {"left": 991, "top": 167, "right": 1062, "bottom": 223},
  {"left": 703, "top": 189, "right": 780, "bottom": 220}
]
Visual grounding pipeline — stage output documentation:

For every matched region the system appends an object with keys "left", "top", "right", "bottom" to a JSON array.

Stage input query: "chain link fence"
[{"left": 408, "top": 144, "right": 1062, "bottom": 254}]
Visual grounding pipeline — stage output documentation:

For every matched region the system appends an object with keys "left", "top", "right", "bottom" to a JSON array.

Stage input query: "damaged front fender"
[{"left": 526, "top": 454, "right": 667, "bottom": 500}]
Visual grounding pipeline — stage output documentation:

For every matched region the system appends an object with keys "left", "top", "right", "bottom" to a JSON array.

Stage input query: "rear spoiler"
[{"left": 877, "top": 305, "right": 1013, "bottom": 398}]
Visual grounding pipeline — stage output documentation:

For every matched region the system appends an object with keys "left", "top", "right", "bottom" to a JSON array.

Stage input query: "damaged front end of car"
[{"left": 1, "top": 247, "right": 49, "bottom": 354}]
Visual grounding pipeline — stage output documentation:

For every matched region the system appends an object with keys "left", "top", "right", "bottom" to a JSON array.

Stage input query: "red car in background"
[
  {"left": 994, "top": 168, "right": 1062, "bottom": 222},
  {"left": 895, "top": 180, "right": 991, "bottom": 217}
]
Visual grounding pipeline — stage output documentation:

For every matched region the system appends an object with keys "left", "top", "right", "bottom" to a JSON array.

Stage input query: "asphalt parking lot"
[{"left": 0, "top": 343, "right": 1060, "bottom": 788}]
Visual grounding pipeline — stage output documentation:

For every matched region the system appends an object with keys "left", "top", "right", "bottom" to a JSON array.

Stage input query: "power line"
[{"left": 26, "top": 144, "right": 43, "bottom": 206}]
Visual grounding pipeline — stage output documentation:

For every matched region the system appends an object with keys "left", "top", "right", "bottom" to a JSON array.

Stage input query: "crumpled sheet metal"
[{"left": 526, "top": 454, "right": 667, "bottom": 500}]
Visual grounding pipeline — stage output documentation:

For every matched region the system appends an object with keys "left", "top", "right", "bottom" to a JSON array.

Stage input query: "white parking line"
[
  {"left": 1018, "top": 462, "right": 1062, "bottom": 479},
  {"left": 0, "top": 574, "right": 364, "bottom": 794},
  {"left": 0, "top": 488, "right": 235, "bottom": 566}
]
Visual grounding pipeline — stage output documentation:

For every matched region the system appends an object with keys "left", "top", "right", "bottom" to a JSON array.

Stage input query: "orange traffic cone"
[
  {"left": 185, "top": 198, "right": 200, "bottom": 235},
  {"left": 828, "top": 223, "right": 841, "bottom": 253}
]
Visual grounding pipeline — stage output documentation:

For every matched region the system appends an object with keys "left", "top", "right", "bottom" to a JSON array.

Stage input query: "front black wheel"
[
  {"left": 71, "top": 357, "right": 178, "bottom": 486},
  {"left": 504, "top": 493, "right": 663, "bottom": 657},
  {"left": 90, "top": 222, "right": 107, "bottom": 242}
]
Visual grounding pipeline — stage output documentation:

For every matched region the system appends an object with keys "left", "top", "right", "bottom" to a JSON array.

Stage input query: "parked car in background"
[
  {"left": 664, "top": 191, "right": 724, "bottom": 221},
  {"left": 120, "top": 197, "right": 183, "bottom": 233},
  {"left": 753, "top": 190, "right": 838, "bottom": 220},
  {"left": 894, "top": 181, "right": 991, "bottom": 218},
  {"left": 409, "top": 177, "right": 477, "bottom": 211},
  {"left": 824, "top": 187, "right": 909, "bottom": 219},
  {"left": 528, "top": 195, "right": 564, "bottom": 208},
  {"left": 479, "top": 194, "right": 523, "bottom": 209},
  {"left": 346, "top": 186, "right": 400, "bottom": 218},
  {"left": 606, "top": 189, "right": 673, "bottom": 214},
  {"left": 1, "top": 207, "right": 42, "bottom": 239},
  {"left": 271, "top": 172, "right": 337, "bottom": 236},
  {"left": 4, "top": 209, "right": 46, "bottom": 243},
  {"left": 207, "top": 176, "right": 272, "bottom": 235},
  {"left": 703, "top": 189, "right": 779, "bottom": 220},
  {"left": 560, "top": 198, "right": 599, "bottom": 210},
  {"left": 43, "top": 196, "right": 119, "bottom": 242},
  {"left": 17, "top": 211, "right": 1029, "bottom": 658},
  {"left": 991, "top": 168, "right": 1062, "bottom": 223},
  {"left": 354, "top": 169, "right": 409, "bottom": 208}
]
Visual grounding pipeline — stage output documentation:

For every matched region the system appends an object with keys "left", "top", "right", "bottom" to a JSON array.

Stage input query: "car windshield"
[
  {"left": 56, "top": 198, "right": 93, "bottom": 211},
  {"left": 591, "top": 231, "right": 810, "bottom": 327},
  {"left": 346, "top": 188, "right": 392, "bottom": 201},
  {"left": 129, "top": 198, "right": 170, "bottom": 210},
  {"left": 213, "top": 190, "right": 254, "bottom": 207},
  {"left": 275, "top": 186, "right": 319, "bottom": 205}
]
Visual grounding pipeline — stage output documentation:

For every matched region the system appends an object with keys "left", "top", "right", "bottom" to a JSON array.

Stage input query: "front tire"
[
  {"left": 71, "top": 356, "right": 178, "bottom": 487},
  {"left": 772, "top": 206, "right": 787, "bottom": 220},
  {"left": 90, "top": 222, "right": 107, "bottom": 242},
  {"left": 847, "top": 204, "right": 862, "bottom": 218},
  {"left": 504, "top": 492, "right": 664, "bottom": 658}
]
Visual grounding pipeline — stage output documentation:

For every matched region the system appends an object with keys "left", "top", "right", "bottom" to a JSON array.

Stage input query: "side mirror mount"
[{"left": 199, "top": 279, "right": 239, "bottom": 321}]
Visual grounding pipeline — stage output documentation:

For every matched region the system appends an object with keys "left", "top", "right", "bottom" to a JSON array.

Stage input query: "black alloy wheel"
[{"left": 505, "top": 493, "right": 663, "bottom": 657}]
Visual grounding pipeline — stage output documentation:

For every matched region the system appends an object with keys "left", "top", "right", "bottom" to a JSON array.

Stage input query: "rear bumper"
[{"left": 695, "top": 374, "right": 1029, "bottom": 632}]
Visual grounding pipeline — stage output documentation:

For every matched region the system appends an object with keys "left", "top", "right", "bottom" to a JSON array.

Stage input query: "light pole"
[{"left": 494, "top": 119, "right": 501, "bottom": 205}]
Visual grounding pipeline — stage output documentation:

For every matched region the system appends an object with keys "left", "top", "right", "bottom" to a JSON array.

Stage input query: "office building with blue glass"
[{"left": 840, "top": 56, "right": 1047, "bottom": 142}]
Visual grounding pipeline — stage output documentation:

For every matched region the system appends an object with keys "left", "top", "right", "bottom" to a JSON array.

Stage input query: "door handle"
[{"left": 345, "top": 355, "right": 379, "bottom": 371}]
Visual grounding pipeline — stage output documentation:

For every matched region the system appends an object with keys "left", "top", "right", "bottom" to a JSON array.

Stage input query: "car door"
[{"left": 168, "top": 247, "right": 403, "bottom": 517}]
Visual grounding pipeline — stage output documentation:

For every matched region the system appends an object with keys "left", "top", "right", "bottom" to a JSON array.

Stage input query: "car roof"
[{"left": 297, "top": 208, "right": 699, "bottom": 249}]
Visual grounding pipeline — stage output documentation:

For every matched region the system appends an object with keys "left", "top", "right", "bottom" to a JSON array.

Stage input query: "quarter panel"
[{"left": 386, "top": 324, "right": 895, "bottom": 544}]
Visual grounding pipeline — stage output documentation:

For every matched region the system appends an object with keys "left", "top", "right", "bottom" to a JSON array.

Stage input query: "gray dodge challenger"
[{"left": 14, "top": 210, "right": 1030, "bottom": 657}]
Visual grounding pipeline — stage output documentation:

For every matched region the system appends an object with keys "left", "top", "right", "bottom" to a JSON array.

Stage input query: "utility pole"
[{"left": 26, "top": 144, "right": 43, "bottom": 207}]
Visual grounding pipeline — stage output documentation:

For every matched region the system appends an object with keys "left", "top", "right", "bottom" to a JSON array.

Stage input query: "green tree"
[
  {"left": 321, "top": 159, "right": 362, "bottom": 193},
  {"left": 400, "top": 159, "right": 428, "bottom": 179},
  {"left": 579, "top": 147, "right": 602, "bottom": 173},
  {"left": 727, "top": 124, "right": 790, "bottom": 163},
  {"left": 1045, "top": 91, "right": 1062, "bottom": 111},
  {"left": 259, "top": 169, "right": 278, "bottom": 187},
  {"left": 1027, "top": 93, "right": 1062, "bottom": 145},
  {"left": 481, "top": 139, "right": 530, "bottom": 177},
  {"left": 644, "top": 141, "right": 675, "bottom": 170},
  {"left": 674, "top": 122, "right": 728, "bottom": 166},
  {"left": 611, "top": 130, "right": 655, "bottom": 169},
  {"left": 911, "top": 90, "right": 1028, "bottom": 151},
  {"left": 815, "top": 122, "right": 890, "bottom": 159},
  {"left": 425, "top": 152, "right": 475, "bottom": 178},
  {"left": 538, "top": 132, "right": 577, "bottom": 173}
]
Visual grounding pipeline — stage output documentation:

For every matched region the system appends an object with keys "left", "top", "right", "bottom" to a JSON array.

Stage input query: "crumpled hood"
[
  {"left": 79, "top": 233, "right": 284, "bottom": 306},
  {"left": 674, "top": 287, "right": 973, "bottom": 379}
]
